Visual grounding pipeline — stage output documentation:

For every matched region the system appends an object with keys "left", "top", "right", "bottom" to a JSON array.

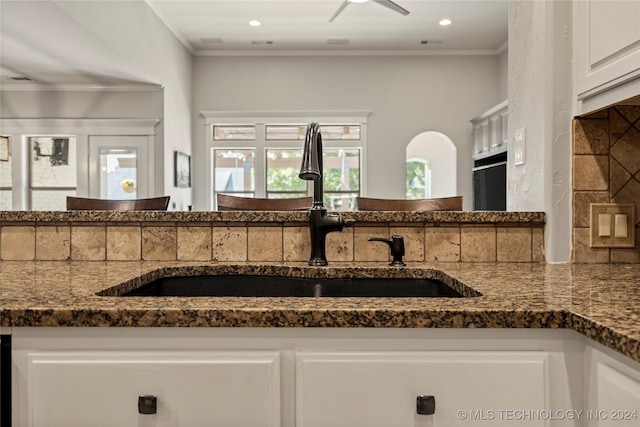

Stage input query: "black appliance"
[
  {"left": 1, "top": 334, "right": 10, "bottom": 427},
  {"left": 473, "top": 151, "right": 507, "bottom": 211}
]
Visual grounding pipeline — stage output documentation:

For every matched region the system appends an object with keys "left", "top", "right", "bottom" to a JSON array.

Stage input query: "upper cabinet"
[
  {"left": 576, "top": 0, "right": 640, "bottom": 114},
  {"left": 471, "top": 100, "right": 508, "bottom": 160}
]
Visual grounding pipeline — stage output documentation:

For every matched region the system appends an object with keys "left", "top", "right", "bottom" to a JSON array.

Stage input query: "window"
[
  {"left": 406, "top": 159, "right": 431, "bottom": 199},
  {"left": 29, "top": 136, "right": 77, "bottom": 210},
  {"left": 206, "top": 112, "right": 368, "bottom": 210},
  {"left": 0, "top": 136, "right": 12, "bottom": 210}
]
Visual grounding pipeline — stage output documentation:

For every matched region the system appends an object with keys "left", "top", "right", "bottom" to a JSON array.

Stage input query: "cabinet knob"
[
  {"left": 416, "top": 395, "right": 435, "bottom": 415},
  {"left": 138, "top": 395, "right": 157, "bottom": 415}
]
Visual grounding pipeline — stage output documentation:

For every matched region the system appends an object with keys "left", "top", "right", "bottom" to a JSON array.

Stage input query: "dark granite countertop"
[
  {"left": 0, "top": 210, "right": 545, "bottom": 224},
  {"left": 0, "top": 261, "right": 638, "bottom": 363}
]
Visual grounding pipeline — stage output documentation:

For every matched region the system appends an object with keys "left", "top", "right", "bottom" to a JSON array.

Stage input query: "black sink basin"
[{"left": 121, "top": 275, "right": 466, "bottom": 298}]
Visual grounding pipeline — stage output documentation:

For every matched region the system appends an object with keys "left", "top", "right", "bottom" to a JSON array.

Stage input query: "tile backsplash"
[{"left": 573, "top": 105, "right": 640, "bottom": 263}]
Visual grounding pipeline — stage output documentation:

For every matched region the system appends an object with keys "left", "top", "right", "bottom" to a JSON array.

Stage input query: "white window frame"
[{"left": 202, "top": 111, "right": 369, "bottom": 210}]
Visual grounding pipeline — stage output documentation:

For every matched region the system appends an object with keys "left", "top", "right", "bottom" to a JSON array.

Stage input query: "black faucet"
[
  {"left": 299, "top": 122, "right": 346, "bottom": 266},
  {"left": 368, "top": 235, "right": 407, "bottom": 267}
]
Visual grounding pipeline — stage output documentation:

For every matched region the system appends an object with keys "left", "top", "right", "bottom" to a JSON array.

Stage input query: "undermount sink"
[{"left": 117, "top": 275, "right": 475, "bottom": 298}]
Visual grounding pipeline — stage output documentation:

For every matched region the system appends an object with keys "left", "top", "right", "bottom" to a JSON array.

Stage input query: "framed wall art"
[{"left": 174, "top": 151, "right": 191, "bottom": 188}]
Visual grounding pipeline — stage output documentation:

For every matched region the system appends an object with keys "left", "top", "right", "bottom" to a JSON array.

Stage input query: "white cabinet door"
[
  {"left": 585, "top": 347, "right": 640, "bottom": 427},
  {"left": 576, "top": 0, "right": 640, "bottom": 97},
  {"left": 27, "top": 351, "right": 280, "bottom": 427},
  {"left": 296, "top": 351, "right": 549, "bottom": 427},
  {"left": 489, "top": 113, "right": 502, "bottom": 151}
]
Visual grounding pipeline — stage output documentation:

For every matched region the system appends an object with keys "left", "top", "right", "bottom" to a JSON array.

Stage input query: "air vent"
[
  {"left": 327, "top": 39, "right": 349, "bottom": 45},
  {"left": 250, "top": 40, "right": 274, "bottom": 45},
  {"left": 200, "top": 37, "right": 223, "bottom": 44}
]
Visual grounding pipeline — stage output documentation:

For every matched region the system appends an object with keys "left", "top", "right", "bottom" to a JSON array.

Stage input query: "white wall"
[
  {"left": 508, "top": 0, "right": 573, "bottom": 262},
  {"left": 192, "top": 55, "right": 502, "bottom": 211},
  {"left": 498, "top": 48, "right": 509, "bottom": 102}
]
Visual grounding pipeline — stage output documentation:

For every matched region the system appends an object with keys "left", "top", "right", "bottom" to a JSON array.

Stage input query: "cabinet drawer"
[
  {"left": 296, "top": 351, "right": 548, "bottom": 427},
  {"left": 26, "top": 351, "right": 280, "bottom": 427}
]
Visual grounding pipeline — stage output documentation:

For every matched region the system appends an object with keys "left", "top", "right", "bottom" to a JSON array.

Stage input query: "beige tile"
[
  {"left": 142, "top": 226, "right": 176, "bottom": 261},
  {"left": 610, "top": 108, "right": 634, "bottom": 143},
  {"left": 248, "top": 226, "right": 282, "bottom": 261},
  {"left": 354, "top": 226, "right": 389, "bottom": 262},
  {"left": 610, "top": 158, "right": 632, "bottom": 197},
  {"left": 610, "top": 127, "right": 640, "bottom": 175},
  {"left": 610, "top": 228, "right": 640, "bottom": 263},
  {"left": 573, "top": 118, "right": 609, "bottom": 155},
  {"left": 283, "top": 226, "right": 310, "bottom": 262},
  {"left": 614, "top": 105, "right": 640, "bottom": 125},
  {"left": 497, "top": 227, "right": 531, "bottom": 262},
  {"left": 212, "top": 226, "right": 247, "bottom": 261},
  {"left": 573, "top": 155, "right": 609, "bottom": 191},
  {"left": 573, "top": 191, "right": 609, "bottom": 228},
  {"left": 177, "top": 226, "right": 212, "bottom": 261},
  {"left": 71, "top": 226, "right": 106, "bottom": 260},
  {"left": 460, "top": 226, "right": 496, "bottom": 262},
  {"left": 326, "top": 227, "right": 353, "bottom": 262},
  {"left": 611, "top": 178, "right": 640, "bottom": 225},
  {"left": 426, "top": 226, "right": 460, "bottom": 262},
  {"left": 1, "top": 226, "right": 35, "bottom": 260},
  {"left": 390, "top": 226, "right": 424, "bottom": 262},
  {"left": 106, "top": 226, "right": 141, "bottom": 261},
  {"left": 573, "top": 227, "right": 609, "bottom": 263},
  {"left": 36, "top": 226, "right": 70, "bottom": 260},
  {"left": 532, "top": 227, "right": 545, "bottom": 262}
]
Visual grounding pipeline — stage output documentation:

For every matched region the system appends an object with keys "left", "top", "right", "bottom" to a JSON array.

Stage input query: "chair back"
[
  {"left": 217, "top": 194, "right": 312, "bottom": 211},
  {"left": 356, "top": 196, "right": 463, "bottom": 211},
  {"left": 66, "top": 196, "right": 170, "bottom": 211}
]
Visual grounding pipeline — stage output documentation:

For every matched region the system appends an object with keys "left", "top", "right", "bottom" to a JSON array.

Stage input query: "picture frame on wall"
[
  {"left": 174, "top": 151, "right": 191, "bottom": 188},
  {"left": 0, "top": 136, "right": 9, "bottom": 161}
]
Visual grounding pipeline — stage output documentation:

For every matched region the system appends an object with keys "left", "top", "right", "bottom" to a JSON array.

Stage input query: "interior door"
[{"left": 88, "top": 136, "right": 150, "bottom": 199}]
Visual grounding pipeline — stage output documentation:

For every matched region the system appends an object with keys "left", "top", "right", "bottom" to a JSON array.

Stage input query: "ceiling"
[
  {"left": 149, "top": 0, "right": 509, "bottom": 54},
  {"left": 0, "top": 0, "right": 507, "bottom": 86}
]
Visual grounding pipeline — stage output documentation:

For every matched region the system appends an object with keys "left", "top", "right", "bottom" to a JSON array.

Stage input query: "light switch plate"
[
  {"left": 514, "top": 127, "right": 526, "bottom": 166},
  {"left": 590, "top": 203, "right": 635, "bottom": 248}
]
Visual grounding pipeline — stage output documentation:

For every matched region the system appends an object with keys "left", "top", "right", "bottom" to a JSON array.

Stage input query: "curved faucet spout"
[{"left": 299, "top": 122, "right": 346, "bottom": 266}]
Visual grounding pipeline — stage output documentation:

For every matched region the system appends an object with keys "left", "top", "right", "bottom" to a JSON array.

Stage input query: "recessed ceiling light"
[
  {"left": 439, "top": 19, "right": 452, "bottom": 26},
  {"left": 350, "top": 0, "right": 369, "bottom": 3},
  {"left": 249, "top": 20, "right": 261, "bottom": 27}
]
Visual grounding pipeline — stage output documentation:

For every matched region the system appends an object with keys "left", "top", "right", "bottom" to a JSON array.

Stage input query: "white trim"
[
  {"left": 0, "top": 119, "right": 160, "bottom": 135},
  {"left": 144, "top": 0, "right": 195, "bottom": 54},
  {"left": 195, "top": 49, "right": 505, "bottom": 57}
]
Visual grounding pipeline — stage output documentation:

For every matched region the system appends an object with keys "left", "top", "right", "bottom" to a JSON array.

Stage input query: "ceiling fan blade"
[
  {"left": 329, "top": 0, "right": 350, "bottom": 22},
  {"left": 372, "top": 0, "right": 410, "bottom": 16}
]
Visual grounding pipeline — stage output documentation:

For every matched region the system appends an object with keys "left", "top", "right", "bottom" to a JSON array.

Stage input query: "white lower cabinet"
[
  {"left": 585, "top": 347, "right": 640, "bottom": 427},
  {"left": 25, "top": 351, "right": 280, "bottom": 427},
  {"left": 296, "top": 351, "right": 549, "bottom": 427}
]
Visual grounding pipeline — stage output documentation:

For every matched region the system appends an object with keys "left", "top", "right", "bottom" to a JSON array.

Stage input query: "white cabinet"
[
  {"left": 471, "top": 101, "right": 508, "bottom": 159},
  {"left": 576, "top": 0, "right": 640, "bottom": 114},
  {"left": 296, "top": 351, "right": 548, "bottom": 427},
  {"left": 25, "top": 351, "right": 280, "bottom": 427},
  {"left": 585, "top": 346, "right": 640, "bottom": 427}
]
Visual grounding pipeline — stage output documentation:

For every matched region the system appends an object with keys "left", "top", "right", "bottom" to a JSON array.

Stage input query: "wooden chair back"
[
  {"left": 356, "top": 196, "right": 463, "bottom": 211},
  {"left": 66, "top": 196, "right": 171, "bottom": 211},
  {"left": 217, "top": 194, "right": 312, "bottom": 211}
]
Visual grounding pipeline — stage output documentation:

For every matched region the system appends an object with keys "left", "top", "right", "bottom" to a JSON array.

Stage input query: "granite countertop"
[{"left": 0, "top": 260, "right": 639, "bottom": 363}]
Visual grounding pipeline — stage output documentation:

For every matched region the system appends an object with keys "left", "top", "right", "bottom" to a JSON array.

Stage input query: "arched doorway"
[{"left": 406, "top": 131, "right": 456, "bottom": 199}]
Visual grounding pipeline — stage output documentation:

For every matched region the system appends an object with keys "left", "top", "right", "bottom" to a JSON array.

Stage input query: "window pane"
[
  {"left": 323, "top": 148, "right": 360, "bottom": 191},
  {"left": 32, "top": 189, "right": 77, "bottom": 211},
  {"left": 406, "top": 160, "right": 430, "bottom": 199},
  {"left": 100, "top": 148, "right": 138, "bottom": 199},
  {"left": 325, "top": 193, "right": 358, "bottom": 211},
  {"left": 265, "top": 125, "right": 306, "bottom": 140},
  {"left": 320, "top": 125, "right": 360, "bottom": 140},
  {"left": 0, "top": 137, "right": 12, "bottom": 189},
  {"left": 266, "top": 149, "right": 307, "bottom": 194},
  {"left": 213, "top": 126, "right": 255, "bottom": 141},
  {"left": 30, "top": 137, "right": 77, "bottom": 188},
  {"left": 214, "top": 149, "right": 255, "bottom": 192}
]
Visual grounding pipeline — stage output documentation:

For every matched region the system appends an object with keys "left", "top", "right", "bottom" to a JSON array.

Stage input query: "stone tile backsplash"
[
  {"left": 573, "top": 105, "right": 640, "bottom": 263},
  {"left": 0, "top": 221, "right": 544, "bottom": 263}
]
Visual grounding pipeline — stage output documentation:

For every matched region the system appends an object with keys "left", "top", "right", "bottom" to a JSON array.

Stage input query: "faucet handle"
[{"left": 368, "top": 235, "right": 406, "bottom": 267}]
